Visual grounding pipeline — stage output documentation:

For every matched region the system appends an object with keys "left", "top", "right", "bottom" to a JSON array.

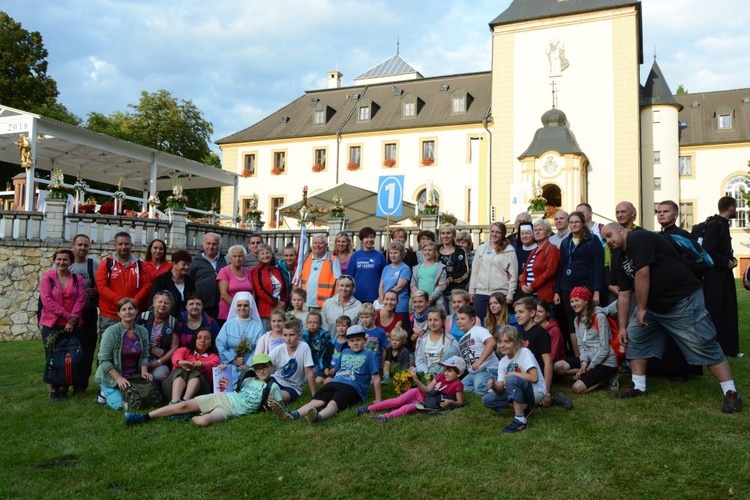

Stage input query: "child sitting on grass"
[
  {"left": 125, "top": 353, "right": 280, "bottom": 427},
  {"left": 414, "top": 308, "right": 460, "bottom": 375},
  {"left": 553, "top": 287, "right": 617, "bottom": 394},
  {"left": 482, "top": 326, "right": 546, "bottom": 433},
  {"left": 301, "top": 311, "right": 331, "bottom": 383},
  {"left": 269, "top": 325, "right": 381, "bottom": 424},
  {"left": 357, "top": 356, "right": 465, "bottom": 422},
  {"left": 383, "top": 327, "right": 411, "bottom": 379},
  {"left": 321, "top": 315, "right": 351, "bottom": 383},
  {"left": 270, "top": 320, "right": 316, "bottom": 403},
  {"left": 290, "top": 288, "right": 309, "bottom": 326},
  {"left": 255, "top": 309, "right": 286, "bottom": 355}
]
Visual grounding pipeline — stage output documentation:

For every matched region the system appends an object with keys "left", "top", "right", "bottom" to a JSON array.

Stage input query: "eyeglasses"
[{"left": 254, "top": 365, "right": 272, "bottom": 371}]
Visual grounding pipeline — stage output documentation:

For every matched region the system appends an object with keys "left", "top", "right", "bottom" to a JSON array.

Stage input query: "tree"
[
  {"left": 85, "top": 90, "right": 219, "bottom": 210},
  {"left": 676, "top": 84, "right": 688, "bottom": 95},
  {"left": 0, "top": 11, "right": 59, "bottom": 111}
]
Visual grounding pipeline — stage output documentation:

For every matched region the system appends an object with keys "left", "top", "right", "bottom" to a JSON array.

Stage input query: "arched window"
[
  {"left": 417, "top": 188, "right": 440, "bottom": 210},
  {"left": 724, "top": 176, "right": 750, "bottom": 228}
]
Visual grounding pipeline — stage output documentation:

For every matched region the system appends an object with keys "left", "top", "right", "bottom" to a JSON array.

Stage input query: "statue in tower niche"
[
  {"left": 14, "top": 133, "right": 33, "bottom": 167},
  {"left": 546, "top": 37, "right": 569, "bottom": 77}
]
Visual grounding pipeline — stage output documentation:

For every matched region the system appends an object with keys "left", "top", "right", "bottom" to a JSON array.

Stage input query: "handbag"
[
  {"left": 422, "top": 389, "right": 456, "bottom": 410},
  {"left": 123, "top": 375, "right": 163, "bottom": 410}
]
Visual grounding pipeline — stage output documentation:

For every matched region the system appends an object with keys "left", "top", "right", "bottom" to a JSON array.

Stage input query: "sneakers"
[
  {"left": 503, "top": 418, "right": 527, "bottom": 433},
  {"left": 722, "top": 391, "right": 743, "bottom": 414},
  {"left": 382, "top": 375, "right": 391, "bottom": 385},
  {"left": 124, "top": 412, "right": 149, "bottom": 425},
  {"left": 355, "top": 406, "right": 370, "bottom": 416},
  {"left": 268, "top": 398, "right": 297, "bottom": 421},
  {"left": 96, "top": 391, "right": 107, "bottom": 405},
  {"left": 609, "top": 374, "right": 620, "bottom": 391},
  {"left": 373, "top": 415, "right": 387, "bottom": 423},
  {"left": 615, "top": 382, "right": 648, "bottom": 399},
  {"left": 169, "top": 413, "right": 199, "bottom": 422},
  {"left": 551, "top": 392, "right": 573, "bottom": 411},
  {"left": 304, "top": 408, "right": 319, "bottom": 424}
]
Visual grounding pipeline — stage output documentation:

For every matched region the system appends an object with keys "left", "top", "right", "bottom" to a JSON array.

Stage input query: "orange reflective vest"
[{"left": 299, "top": 253, "right": 338, "bottom": 307}]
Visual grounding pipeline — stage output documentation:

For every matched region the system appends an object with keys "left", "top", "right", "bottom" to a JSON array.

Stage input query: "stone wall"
[{"left": 0, "top": 242, "right": 145, "bottom": 341}]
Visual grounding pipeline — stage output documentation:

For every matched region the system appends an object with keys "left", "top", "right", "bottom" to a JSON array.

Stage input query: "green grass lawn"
[{"left": 2, "top": 284, "right": 750, "bottom": 498}]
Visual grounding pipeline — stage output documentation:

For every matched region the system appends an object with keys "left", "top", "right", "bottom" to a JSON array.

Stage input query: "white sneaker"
[{"left": 97, "top": 391, "right": 106, "bottom": 404}]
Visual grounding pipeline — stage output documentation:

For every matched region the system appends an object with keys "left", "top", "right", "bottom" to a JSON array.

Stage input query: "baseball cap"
[
  {"left": 439, "top": 356, "right": 466, "bottom": 373},
  {"left": 346, "top": 324, "right": 366, "bottom": 337}
]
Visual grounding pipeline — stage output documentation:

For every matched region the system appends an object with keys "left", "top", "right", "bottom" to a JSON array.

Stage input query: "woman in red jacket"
[
  {"left": 251, "top": 244, "right": 287, "bottom": 332},
  {"left": 518, "top": 219, "right": 560, "bottom": 303}
]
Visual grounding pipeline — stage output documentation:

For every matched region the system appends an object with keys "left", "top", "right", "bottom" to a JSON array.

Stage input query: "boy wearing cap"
[
  {"left": 125, "top": 353, "right": 281, "bottom": 427},
  {"left": 357, "top": 356, "right": 466, "bottom": 422},
  {"left": 269, "top": 325, "right": 381, "bottom": 423}
]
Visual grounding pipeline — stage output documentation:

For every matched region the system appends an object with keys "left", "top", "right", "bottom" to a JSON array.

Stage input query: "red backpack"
[{"left": 593, "top": 315, "right": 626, "bottom": 365}]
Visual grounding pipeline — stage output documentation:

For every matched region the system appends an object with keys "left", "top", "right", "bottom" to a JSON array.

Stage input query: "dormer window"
[
  {"left": 716, "top": 105, "right": 733, "bottom": 130},
  {"left": 312, "top": 101, "right": 332, "bottom": 125},
  {"left": 402, "top": 93, "right": 419, "bottom": 119},
  {"left": 359, "top": 106, "right": 370, "bottom": 121},
  {"left": 450, "top": 88, "right": 471, "bottom": 114}
]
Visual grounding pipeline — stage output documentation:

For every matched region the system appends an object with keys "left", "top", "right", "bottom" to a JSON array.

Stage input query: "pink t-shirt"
[
  {"left": 216, "top": 267, "right": 254, "bottom": 320},
  {"left": 431, "top": 373, "right": 464, "bottom": 397}
]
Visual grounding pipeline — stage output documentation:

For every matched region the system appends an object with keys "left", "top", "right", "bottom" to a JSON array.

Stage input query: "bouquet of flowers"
[
  {"left": 167, "top": 179, "right": 188, "bottom": 209},
  {"left": 73, "top": 166, "right": 88, "bottom": 194},
  {"left": 245, "top": 194, "right": 263, "bottom": 221},
  {"left": 527, "top": 182, "right": 547, "bottom": 212},
  {"left": 47, "top": 169, "right": 68, "bottom": 200},
  {"left": 234, "top": 335, "right": 251, "bottom": 359},
  {"left": 113, "top": 177, "right": 127, "bottom": 200},
  {"left": 329, "top": 193, "right": 345, "bottom": 218},
  {"left": 147, "top": 193, "right": 161, "bottom": 207},
  {"left": 391, "top": 365, "right": 433, "bottom": 395}
]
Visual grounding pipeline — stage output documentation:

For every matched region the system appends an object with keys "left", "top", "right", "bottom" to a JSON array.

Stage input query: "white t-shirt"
[
  {"left": 424, "top": 335, "right": 444, "bottom": 370},
  {"left": 497, "top": 347, "right": 546, "bottom": 403},
  {"left": 458, "top": 325, "right": 498, "bottom": 373},
  {"left": 269, "top": 342, "right": 314, "bottom": 396}
]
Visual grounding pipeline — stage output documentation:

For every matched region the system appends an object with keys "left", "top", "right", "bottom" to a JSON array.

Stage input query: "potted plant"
[
  {"left": 329, "top": 194, "right": 345, "bottom": 218},
  {"left": 242, "top": 168, "right": 254, "bottom": 178},
  {"left": 527, "top": 182, "right": 547, "bottom": 214},
  {"left": 312, "top": 163, "right": 325, "bottom": 172},
  {"left": 421, "top": 157, "right": 435, "bottom": 166},
  {"left": 166, "top": 179, "right": 188, "bottom": 210},
  {"left": 47, "top": 169, "right": 68, "bottom": 200},
  {"left": 245, "top": 194, "right": 264, "bottom": 231},
  {"left": 383, "top": 158, "right": 396, "bottom": 168},
  {"left": 271, "top": 166, "right": 284, "bottom": 175},
  {"left": 347, "top": 162, "right": 360, "bottom": 171}
]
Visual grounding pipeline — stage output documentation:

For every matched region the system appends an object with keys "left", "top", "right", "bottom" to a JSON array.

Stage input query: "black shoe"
[
  {"left": 551, "top": 392, "right": 573, "bottom": 410},
  {"left": 48, "top": 391, "right": 59, "bottom": 403},
  {"left": 73, "top": 388, "right": 88, "bottom": 396},
  {"left": 56, "top": 388, "right": 69, "bottom": 400},
  {"left": 722, "top": 391, "right": 742, "bottom": 414},
  {"left": 615, "top": 383, "right": 648, "bottom": 399}
]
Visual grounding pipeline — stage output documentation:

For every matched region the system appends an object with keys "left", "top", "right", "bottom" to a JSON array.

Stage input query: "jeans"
[
  {"left": 482, "top": 375, "right": 535, "bottom": 413},
  {"left": 462, "top": 368, "right": 494, "bottom": 396}
]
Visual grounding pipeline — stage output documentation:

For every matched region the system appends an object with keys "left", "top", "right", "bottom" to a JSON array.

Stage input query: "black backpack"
[
  {"left": 37, "top": 274, "right": 79, "bottom": 324},
  {"left": 690, "top": 216, "right": 716, "bottom": 244},
  {"left": 47, "top": 334, "right": 85, "bottom": 388}
]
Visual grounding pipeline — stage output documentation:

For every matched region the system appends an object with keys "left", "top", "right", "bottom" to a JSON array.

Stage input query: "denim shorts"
[{"left": 626, "top": 290, "right": 725, "bottom": 366}]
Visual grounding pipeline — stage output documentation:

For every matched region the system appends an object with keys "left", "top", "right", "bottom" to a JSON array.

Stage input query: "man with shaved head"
[{"left": 600, "top": 222, "right": 741, "bottom": 413}]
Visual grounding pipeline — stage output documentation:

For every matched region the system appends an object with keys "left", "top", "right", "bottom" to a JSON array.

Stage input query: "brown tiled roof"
[
  {"left": 216, "top": 72, "right": 492, "bottom": 145},
  {"left": 676, "top": 88, "right": 750, "bottom": 147}
]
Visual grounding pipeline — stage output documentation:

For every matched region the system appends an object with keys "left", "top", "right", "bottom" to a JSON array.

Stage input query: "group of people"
[{"left": 41, "top": 197, "right": 743, "bottom": 431}]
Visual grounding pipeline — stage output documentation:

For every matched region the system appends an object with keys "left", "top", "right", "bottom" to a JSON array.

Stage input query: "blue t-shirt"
[
  {"left": 350, "top": 249, "right": 386, "bottom": 303},
  {"left": 333, "top": 348, "right": 380, "bottom": 401},
  {"left": 329, "top": 338, "right": 348, "bottom": 370},
  {"left": 380, "top": 262, "right": 412, "bottom": 313},
  {"left": 363, "top": 326, "right": 388, "bottom": 368},
  {"left": 302, "top": 328, "right": 331, "bottom": 369}
]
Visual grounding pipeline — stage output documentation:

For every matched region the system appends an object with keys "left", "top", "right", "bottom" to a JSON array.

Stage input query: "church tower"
[
  {"left": 640, "top": 59, "right": 683, "bottom": 230},
  {"left": 489, "top": 0, "right": 642, "bottom": 221}
]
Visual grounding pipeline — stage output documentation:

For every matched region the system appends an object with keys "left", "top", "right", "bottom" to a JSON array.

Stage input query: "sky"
[{"left": 4, "top": 0, "right": 750, "bottom": 154}]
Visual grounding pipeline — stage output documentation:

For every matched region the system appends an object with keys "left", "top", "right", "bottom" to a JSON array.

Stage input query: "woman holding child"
[{"left": 39, "top": 248, "right": 86, "bottom": 402}]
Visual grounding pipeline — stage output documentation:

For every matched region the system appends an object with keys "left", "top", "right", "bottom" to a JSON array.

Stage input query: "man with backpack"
[
  {"left": 601, "top": 223, "right": 741, "bottom": 413},
  {"left": 95, "top": 232, "right": 153, "bottom": 335},
  {"left": 69, "top": 234, "right": 100, "bottom": 396},
  {"left": 700, "top": 196, "right": 741, "bottom": 357}
]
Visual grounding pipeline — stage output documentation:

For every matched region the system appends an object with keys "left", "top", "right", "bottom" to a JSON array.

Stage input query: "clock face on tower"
[{"left": 543, "top": 155, "right": 558, "bottom": 175}]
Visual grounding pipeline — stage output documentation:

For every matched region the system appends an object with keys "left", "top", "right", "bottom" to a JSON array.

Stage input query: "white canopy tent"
[
  {"left": 0, "top": 105, "right": 240, "bottom": 213},
  {"left": 277, "top": 183, "right": 417, "bottom": 229}
]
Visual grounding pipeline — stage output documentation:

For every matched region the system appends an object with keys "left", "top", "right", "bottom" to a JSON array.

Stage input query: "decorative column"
[
  {"left": 421, "top": 215, "right": 439, "bottom": 233},
  {"left": 327, "top": 217, "right": 348, "bottom": 248},
  {"left": 168, "top": 209, "right": 189, "bottom": 249},
  {"left": 44, "top": 198, "right": 67, "bottom": 242}
]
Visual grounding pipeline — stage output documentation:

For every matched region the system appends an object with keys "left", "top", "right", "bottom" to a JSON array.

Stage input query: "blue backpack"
[{"left": 667, "top": 234, "right": 714, "bottom": 278}]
